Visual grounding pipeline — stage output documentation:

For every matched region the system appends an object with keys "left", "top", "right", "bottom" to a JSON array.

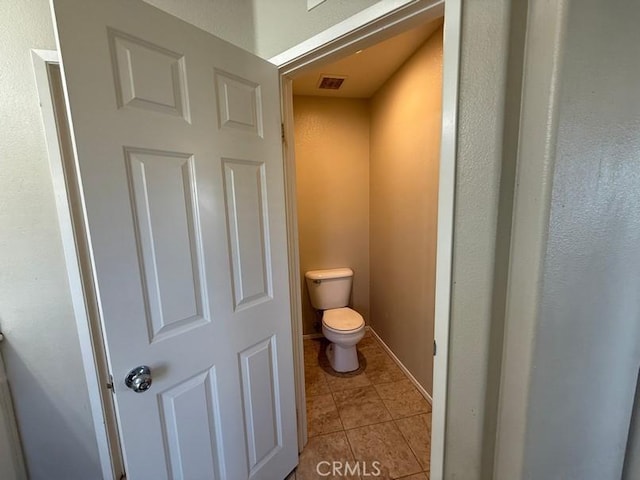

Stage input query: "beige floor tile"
[
  {"left": 358, "top": 341, "right": 382, "bottom": 355},
  {"left": 395, "top": 413, "right": 431, "bottom": 471},
  {"left": 297, "top": 431, "right": 360, "bottom": 480},
  {"left": 305, "top": 363, "right": 330, "bottom": 396},
  {"left": 357, "top": 334, "right": 380, "bottom": 350},
  {"left": 374, "top": 379, "right": 431, "bottom": 419},
  {"left": 325, "top": 370, "right": 372, "bottom": 393},
  {"left": 307, "top": 393, "right": 343, "bottom": 437},
  {"left": 304, "top": 338, "right": 324, "bottom": 364},
  {"left": 333, "top": 386, "right": 392, "bottom": 429},
  {"left": 346, "top": 421, "right": 422, "bottom": 479},
  {"left": 362, "top": 350, "right": 405, "bottom": 384}
]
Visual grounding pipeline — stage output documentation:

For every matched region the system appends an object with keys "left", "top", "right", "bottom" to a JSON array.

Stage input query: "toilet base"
[{"left": 326, "top": 343, "right": 359, "bottom": 373}]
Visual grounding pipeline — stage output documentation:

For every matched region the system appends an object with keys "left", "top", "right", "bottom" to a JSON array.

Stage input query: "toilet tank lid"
[{"left": 305, "top": 268, "right": 353, "bottom": 280}]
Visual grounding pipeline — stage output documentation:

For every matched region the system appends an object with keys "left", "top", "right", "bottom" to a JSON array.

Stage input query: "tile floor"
[{"left": 290, "top": 330, "right": 432, "bottom": 480}]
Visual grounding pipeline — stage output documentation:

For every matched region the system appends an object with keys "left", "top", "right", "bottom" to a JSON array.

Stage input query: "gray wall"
[
  {"left": 524, "top": 0, "right": 640, "bottom": 477},
  {"left": 442, "top": 0, "right": 526, "bottom": 477},
  {"left": 623, "top": 372, "right": 640, "bottom": 479},
  {"left": 145, "top": 0, "right": 255, "bottom": 52},
  {"left": 252, "top": 0, "right": 381, "bottom": 58},
  {"left": 0, "top": 1, "right": 102, "bottom": 478},
  {"left": 497, "top": 0, "right": 640, "bottom": 478}
]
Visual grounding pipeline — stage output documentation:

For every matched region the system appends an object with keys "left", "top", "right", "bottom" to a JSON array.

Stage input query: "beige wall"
[
  {"left": 293, "top": 96, "right": 370, "bottom": 335},
  {"left": 369, "top": 27, "right": 443, "bottom": 395}
]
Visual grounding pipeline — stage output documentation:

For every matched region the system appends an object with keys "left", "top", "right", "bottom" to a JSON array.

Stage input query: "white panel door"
[{"left": 50, "top": 1, "right": 297, "bottom": 478}]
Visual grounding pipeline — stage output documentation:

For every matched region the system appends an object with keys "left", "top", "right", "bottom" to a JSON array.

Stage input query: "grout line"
[
  {"left": 342, "top": 418, "right": 397, "bottom": 432},
  {"left": 393, "top": 416, "right": 426, "bottom": 475},
  {"left": 303, "top": 333, "right": 432, "bottom": 477},
  {"left": 367, "top": 327, "right": 433, "bottom": 405},
  {"left": 337, "top": 389, "right": 362, "bottom": 474},
  {"left": 329, "top": 389, "right": 347, "bottom": 433}
]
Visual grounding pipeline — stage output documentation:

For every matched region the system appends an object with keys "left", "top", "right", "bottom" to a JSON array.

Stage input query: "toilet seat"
[{"left": 322, "top": 307, "right": 364, "bottom": 333}]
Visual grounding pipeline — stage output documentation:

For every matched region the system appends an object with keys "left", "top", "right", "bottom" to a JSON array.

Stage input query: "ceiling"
[{"left": 292, "top": 18, "right": 443, "bottom": 99}]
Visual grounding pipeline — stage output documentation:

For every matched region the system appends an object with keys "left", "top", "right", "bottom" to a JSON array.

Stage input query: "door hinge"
[
  {"left": 434, "top": 340, "right": 437, "bottom": 356},
  {"left": 281, "top": 123, "right": 285, "bottom": 142},
  {"left": 106, "top": 374, "right": 115, "bottom": 393},
  {"left": 119, "top": 473, "right": 126, "bottom": 480}
]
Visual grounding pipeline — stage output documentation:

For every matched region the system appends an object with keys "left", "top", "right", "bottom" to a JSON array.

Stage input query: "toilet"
[{"left": 305, "top": 268, "right": 365, "bottom": 372}]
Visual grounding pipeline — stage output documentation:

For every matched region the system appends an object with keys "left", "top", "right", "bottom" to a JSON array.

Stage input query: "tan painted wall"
[
  {"left": 293, "top": 96, "right": 370, "bottom": 335},
  {"left": 369, "top": 28, "right": 443, "bottom": 394}
]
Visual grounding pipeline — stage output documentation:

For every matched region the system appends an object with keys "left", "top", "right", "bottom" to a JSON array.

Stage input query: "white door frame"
[
  {"left": 31, "top": 49, "right": 124, "bottom": 480},
  {"left": 272, "top": 1, "right": 460, "bottom": 478}
]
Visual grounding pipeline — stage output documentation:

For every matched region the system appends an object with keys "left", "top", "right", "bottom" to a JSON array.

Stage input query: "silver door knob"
[{"left": 125, "top": 365, "right": 152, "bottom": 393}]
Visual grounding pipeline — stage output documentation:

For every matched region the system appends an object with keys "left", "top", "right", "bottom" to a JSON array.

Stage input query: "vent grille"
[{"left": 317, "top": 75, "right": 346, "bottom": 90}]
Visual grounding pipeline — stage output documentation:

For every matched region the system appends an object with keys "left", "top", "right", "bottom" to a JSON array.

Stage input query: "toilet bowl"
[
  {"left": 305, "top": 268, "right": 365, "bottom": 373},
  {"left": 322, "top": 307, "right": 365, "bottom": 372}
]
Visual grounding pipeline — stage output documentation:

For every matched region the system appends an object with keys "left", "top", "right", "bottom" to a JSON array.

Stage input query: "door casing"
[
  {"left": 31, "top": 49, "right": 124, "bottom": 480},
  {"left": 33, "top": 0, "right": 461, "bottom": 478}
]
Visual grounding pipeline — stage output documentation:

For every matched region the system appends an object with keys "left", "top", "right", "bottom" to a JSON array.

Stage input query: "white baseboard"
[{"left": 366, "top": 326, "right": 433, "bottom": 405}]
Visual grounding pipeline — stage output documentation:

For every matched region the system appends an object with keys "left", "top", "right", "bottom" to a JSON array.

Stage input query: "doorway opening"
[{"left": 277, "top": 1, "right": 453, "bottom": 475}]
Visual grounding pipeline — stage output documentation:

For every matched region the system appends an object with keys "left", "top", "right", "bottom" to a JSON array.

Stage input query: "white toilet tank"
[{"left": 305, "top": 268, "right": 353, "bottom": 310}]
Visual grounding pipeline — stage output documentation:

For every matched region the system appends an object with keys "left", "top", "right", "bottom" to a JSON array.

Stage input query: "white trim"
[
  {"left": 281, "top": 77, "right": 308, "bottom": 453},
  {"left": 31, "top": 49, "right": 123, "bottom": 480},
  {"left": 430, "top": 1, "right": 460, "bottom": 477},
  {"left": 276, "top": 1, "right": 459, "bottom": 478},
  {"left": 493, "top": 1, "right": 566, "bottom": 476},
  {"left": 271, "top": 0, "right": 445, "bottom": 75},
  {"left": 367, "top": 327, "right": 433, "bottom": 404},
  {"left": 307, "top": 0, "right": 327, "bottom": 11}
]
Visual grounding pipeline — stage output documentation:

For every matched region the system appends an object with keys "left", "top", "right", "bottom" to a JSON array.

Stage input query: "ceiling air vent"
[{"left": 317, "top": 75, "right": 347, "bottom": 90}]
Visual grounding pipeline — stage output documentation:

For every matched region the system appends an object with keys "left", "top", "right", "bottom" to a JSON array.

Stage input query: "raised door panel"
[
  {"left": 222, "top": 159, "right": 272, "bottom": 311},
  {"left": 51, "top": 0, "right": 296, "bottom": 478},
  {"left": 159, "top": 368, "right": 225, "bottom": 480},
  {"left": 239, "top": 337, "right": 282, "bottom": 477},
  {"left": 109, "top": 29, "right": 190, "bottom": 121},
  {"left": 215, "top": 70, "right": 263, "bottom": 137},
  {"left": 125, "top": 148, "right": 209, "bottom": 343}
]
